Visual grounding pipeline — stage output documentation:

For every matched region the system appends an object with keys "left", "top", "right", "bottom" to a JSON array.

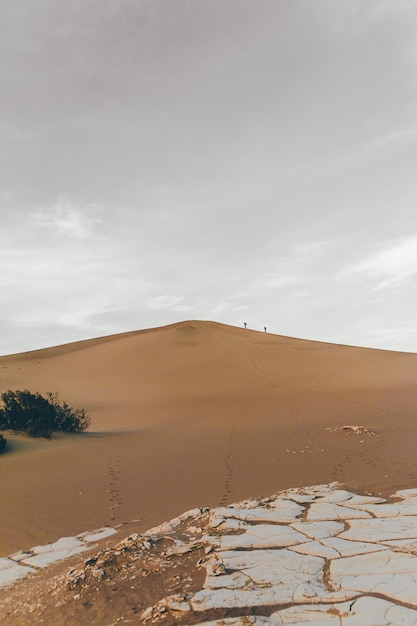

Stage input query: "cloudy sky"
[{"left": 1, "top": 0, "right": 417, "bottom": 355}]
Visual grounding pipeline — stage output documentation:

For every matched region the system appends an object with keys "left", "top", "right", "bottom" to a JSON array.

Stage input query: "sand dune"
[{"left": 1, "top": 320, "right": 417, "bottom": 557}]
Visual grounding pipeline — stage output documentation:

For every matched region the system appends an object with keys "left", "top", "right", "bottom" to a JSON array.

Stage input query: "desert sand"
[
  {"left": 1, "top": 320, "right": 417, "bottom": 556},
  {"left": 1, "top": 320, "right": 417, "bottom": 623}
]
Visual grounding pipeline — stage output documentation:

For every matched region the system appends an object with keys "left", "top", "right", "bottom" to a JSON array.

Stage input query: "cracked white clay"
[{"left": 5, "top": 483, "right": 417, "bottom": 624}]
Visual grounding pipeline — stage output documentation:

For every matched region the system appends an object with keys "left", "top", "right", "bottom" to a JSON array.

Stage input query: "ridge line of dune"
[
  {"left": 2, "top": 319, "right": 414, "bottom": 362},
  {"left": 0, "top": 320, "right": 212, "bottom": 360}
]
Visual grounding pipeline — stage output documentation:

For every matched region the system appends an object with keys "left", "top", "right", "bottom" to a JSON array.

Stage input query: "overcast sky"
[{"left": 1, "top": 0, "right": 417, "bottom": 355}]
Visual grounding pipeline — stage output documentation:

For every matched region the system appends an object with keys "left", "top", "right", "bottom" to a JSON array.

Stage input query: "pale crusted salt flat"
[
  {"left": 306, "top": 502, "right": 372, "bottom": 521},
  {"left": 140, "top": 482, "right": 417, "bottom": 624},
  {"left": 339, "top": 516, "right": 417, "bottom": 542},
  {"left": 195, "top": 615, "right": 271, "bottom": 626},
  {"left": 210, "top": 500, "right": 304, "bottom": 525},
  {"left": 396, "top": 488, "right": 417, "bottom": 499},
  {"left": 289, "top": 535, "right": 388, "bottom": 559},
  {"left": 196, "top": 597, "right": 417, "bottom": 625},
  {"left": 330, "top": 550, "right": 417, "bottom": 606},
  {"left": 5, "top": 483, "right": 417, "bottom": 623},
  {"left": 272, "top": 596, "right": 417, "bottom": 625},
  {"left": 0, "top": 526, "right": 117, "bottom": 588},
  {"left": 342, "top": 501, "right": 417, "bottom": 517},
  {"left": 0, "top": 558, "right": 36, "bottom": 588},
  {"left": 205, "top": 523, "right": 309, "bottom": 550},
  {"left": 21, "top": 538, "right": 89, "bottom": 568},
  {"left": 78, "top": 527, "right": 117, "bottom": 542},
  {"left": 290, "top": 519, "right": 344, "bottom": 539}
]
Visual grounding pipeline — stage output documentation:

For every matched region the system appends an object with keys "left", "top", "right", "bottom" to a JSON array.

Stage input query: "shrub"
[
  {"left": 0, "top": 390, "right": 90, "bottom": 438},
  {"left": 46, "top": 392, "right": 90, "bottom": 433},
  {"left": 0, "top": 390, "right": 55, "bottom": 437},
  {"left": 0, "top": 433, "right": 7, "bottom": 453}
]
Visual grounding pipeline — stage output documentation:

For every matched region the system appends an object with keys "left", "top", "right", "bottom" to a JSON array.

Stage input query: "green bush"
[
  {"left": 0, "top": 390, "right": 56, "bottom": 437},
  {"left": 0, "top": 433, "right": 7, "bottom": 453},
  {"left": 0, "top": 390, "right": 90, "bottom": 438},
  {"left": 46, "top": 392, "right": 90, "bottom": 433}
]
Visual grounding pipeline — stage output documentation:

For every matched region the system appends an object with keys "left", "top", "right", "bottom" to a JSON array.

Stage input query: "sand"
[{"left": 1, "top": 319, "right": 417, "bottom": 563}]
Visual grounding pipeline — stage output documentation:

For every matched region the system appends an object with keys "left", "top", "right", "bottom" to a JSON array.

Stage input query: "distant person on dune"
[
  {"left": 264, "top": 327, "right": 267, "bottom": 333},
  {"left": 244, "top": 322, "right": 247, "bottom": 329}
]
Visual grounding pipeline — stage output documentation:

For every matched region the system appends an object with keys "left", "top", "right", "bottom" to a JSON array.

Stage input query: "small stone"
[
  {"left": 141, "top": 607, "right": 154, "bottom": 621},
  {"left": 91, "top": 568, "right": 105, "bottom": 579},
  {"left": 211, "top": 562, "right": 226, "bottom": 576}
]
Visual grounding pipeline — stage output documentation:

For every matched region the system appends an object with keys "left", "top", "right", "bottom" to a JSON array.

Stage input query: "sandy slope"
[{"left": 1, "top": 320, "right": 417, "bottom": 557}]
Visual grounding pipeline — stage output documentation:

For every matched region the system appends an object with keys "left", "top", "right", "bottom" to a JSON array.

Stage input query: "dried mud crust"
[
  {"left": 4, "top": 484, "right": 417, "bottom": 625},
  {"left": 327, "top": 425, "right": 376, "bottom": 436},
  {"left": 0, "top": 520, "right": 209, "bottom": 626}
]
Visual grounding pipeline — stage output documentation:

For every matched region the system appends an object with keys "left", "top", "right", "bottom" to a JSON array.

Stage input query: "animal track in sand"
[
  {"left": 219, "top": 419, "right": 238, "bottom": 507},
  {"left": 102, "top": 436, "right": 123, "bottom": 522}
]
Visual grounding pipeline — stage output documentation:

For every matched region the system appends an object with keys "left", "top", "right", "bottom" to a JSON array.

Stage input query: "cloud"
[
  {"left": 0, "top": 199, "right": 126, "bottom": 336},
  {"left": 30, "top": 197, "right": 103, "bottom": 239},
  {"left": 146, "top": 295, "right": 190, "bottom": 312},
  {"left": 369, "top": 125, "right": 417, "bottom": 150},
  {"left": 342, "top": 235, "right": 417, "bottom": 289},
  {"left": 1, "top": 196, "right": 211, "bottom": 351},
  {"left": 365, "top": 0, "right": 417, "bottom": 19}
]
